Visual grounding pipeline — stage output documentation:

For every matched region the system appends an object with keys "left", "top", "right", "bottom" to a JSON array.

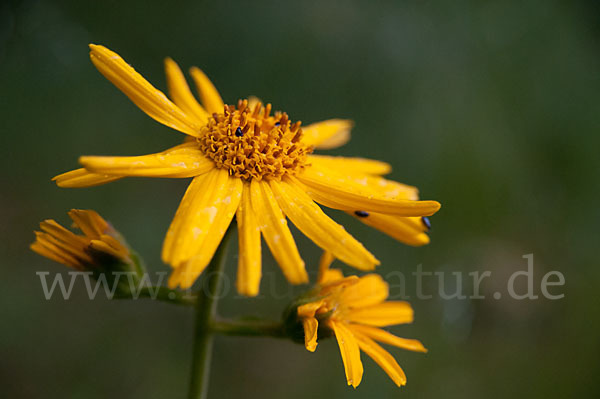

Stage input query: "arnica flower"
[
  {"left": 54, "top": 44, "right": 441, "bottom": 295},
  {"left": 297, "top": 252, "right": 427, "bottom": 388},
  {"left": 30, "top": 209, "right": 132, "bottom": 273}
]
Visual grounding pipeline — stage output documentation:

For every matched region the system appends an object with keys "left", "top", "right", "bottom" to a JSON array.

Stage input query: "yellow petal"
[
  {"left": 349, "top": 324, "right": 427, "bottom": 353},
  {"left": 296, "top": 167, "right": 440, "bottom": 216},
  {"left": 298, "top": 163, "right": 419, "bottom": 201},
  {"left": 236, "top": 183, "right": 262, "bottom": 296},
  {"left": 79, "top": 143, "right": 214, "bottom": 178},
  {"left": 297, "top": 299, "right": 326, "bottom": 318},
  {"left": 351, "top": 328, "right": 407, "bottom": 387},
  {"left": 162, "top": 169, "right": 242, "bottom": 267},
  {"left": 53, "top": 168, "right": 123, "bottom": 188},
  {"left": 164, "top": 57, "right": 209, "bottom": 124},
  {"left": 97, "top": 234, "right": 129, "bottom": 258},
  {"left": 68, "top": 209, "right": 107, "bottom": 238},
  {"left": 329, "top": 321, "right": 363, "bottom": 388},
  {"left": 247, "top": 96, "right": 262, "bottom": 109},
  {"left": 319, "top": 276, "right": 360, "bottom": 297},
  {"left": 270, "top": 178, "right": 379, "bottom": 271},
  {"left": 317, "top": 251, "right": 345, "bottom": 285},
  {"left": 345, "top": 302, "right": 414, "bottom": 327},
  {"left": 249, "top": 179, "right": 308, "bottom": 284},
  {"left": 167, "top": 171, "right": 242, "bottom": 289},
  {"left": 189, "top": 66, "right": 224, "bottom": 114},
  {"left": 39, "top": 220, "right": 88, "bottom": 246},
  {"left": 89, "top": 44, "right": 201, "bottom": 137},
  {"left": 339, "top": 274, "right": 389, "bottom": 308},
  {"left": 360, "top": 176, "right": 419, "bottom": 204},
  {"left": 308, "top": 155, "right": 391, "bottom": 175},
  {"left": 33, "top": 231, "right": 91, "bottom": 265},
  {"left": 162, "top": 174, "right": 213, "bottom": 265},
  {"left": 302, "top": 119, "right": 353, "bottom": 149},
  {"left": 318, "top": 251, "right": 335, "bottom": 276},
  {"left": 99, "top": 234, "right": 125, "bottom": 251},
  {"left": 351, "top": 212, "right": 430, "bottom": 246},
  {"left": 30, "top": 241, "right": 81, "bottom": 269},
  {"left": 320, "top": 269, "right": 345, "bottom": 285},
  {"left": 89, "top": 239, "right": 126, "bottom": 260},
  {"left": 31, "top": 223, "right": 87, "bottom": 266},
  {"left": 306, "top": 158, "right": 419, "bottom": 200},
  {"left": 302, "top": 317, "right": 319, "bottom": 352},
  {"left": 350, "top": 174, "right": 418, "bottom": 201}
]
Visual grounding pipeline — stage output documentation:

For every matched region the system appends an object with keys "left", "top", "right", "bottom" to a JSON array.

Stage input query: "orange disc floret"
[{"left": 197, "top": 99, "right": 313, "bottom": 181}]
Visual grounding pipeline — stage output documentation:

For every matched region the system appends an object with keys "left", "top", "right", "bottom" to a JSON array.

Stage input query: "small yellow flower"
[
  {"left": 297, "top": 252, "right": 427, "bottom": 388},
  {"left": 54, "top": 44, "right": 441, "bottom": 295},
  {"left": 30, "top": 209, "right": 130, "bottom": 270}
]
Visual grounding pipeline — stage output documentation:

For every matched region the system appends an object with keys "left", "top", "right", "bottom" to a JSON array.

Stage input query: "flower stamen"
[{"left": 197, "top": 99, "right": 313, "bottom": 181}]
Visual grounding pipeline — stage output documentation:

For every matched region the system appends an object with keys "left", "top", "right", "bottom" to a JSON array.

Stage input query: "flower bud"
[{"left": 31, "top": 209, "right": 143, "bottom": 289}]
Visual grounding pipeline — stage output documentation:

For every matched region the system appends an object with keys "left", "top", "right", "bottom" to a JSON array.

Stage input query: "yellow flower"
[
  {"left": 297, "top": 252, "right": 427, "bottom": 388},
  {"left": 30, "top": 209, "right": 130, "bottom": 271},
  {"left": 54, "top": 44, "right": 441, "bottom": 295}
]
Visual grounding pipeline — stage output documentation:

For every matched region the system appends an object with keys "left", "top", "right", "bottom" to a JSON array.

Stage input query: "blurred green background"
[{"left": 2, "top": 0, "right": 599, "bottom": 397}]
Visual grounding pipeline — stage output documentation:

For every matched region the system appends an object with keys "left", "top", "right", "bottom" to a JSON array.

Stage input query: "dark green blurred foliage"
[{"left": 1, "top": 0, "right": 599, "bottom": 398}]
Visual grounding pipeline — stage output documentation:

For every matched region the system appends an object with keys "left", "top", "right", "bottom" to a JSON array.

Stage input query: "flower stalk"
[
  {"left": 132, "top": 286, "right": 197, "bottom": 306},
  {"left": 188, "top": 225, "right": 234, "bottom": 399},
  {"left": 211, "top": 318, "right": 285, "bottom": 338}
]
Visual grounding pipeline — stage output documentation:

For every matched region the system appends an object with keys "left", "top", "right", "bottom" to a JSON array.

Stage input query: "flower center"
[{"left": 198, "top": 99, "right": 313, "bottom": 181}]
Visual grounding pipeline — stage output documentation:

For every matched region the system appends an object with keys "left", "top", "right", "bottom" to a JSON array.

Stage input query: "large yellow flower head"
[
  {"left": 54, "top": 44, "right": 441, "bottom": 295},
  {"left": 296, "top": 252, "right": 427, "bottom": 388}
]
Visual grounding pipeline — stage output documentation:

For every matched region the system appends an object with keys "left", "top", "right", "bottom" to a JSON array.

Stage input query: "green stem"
[
  {"left": 211, "top": 318, "right": 285, "bottom": 338},
  {"left": 113, "top": 285, "right": 197, "bottom": 306},
  {"left": 137, "top": 286, "right": 197, "bottom": 306},
  {"left": 188, "top": 226, "right": 234, "bottom": 399}
]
